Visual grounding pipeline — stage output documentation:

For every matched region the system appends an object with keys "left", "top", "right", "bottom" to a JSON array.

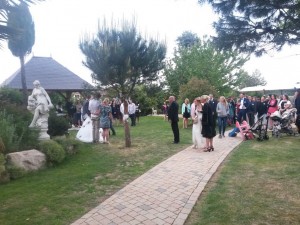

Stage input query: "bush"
[
  {"left": 48, "top": 111, "right": 70, "bottom": 137},
  {"left": 0, "top": 109, "right": 39, "bottom": 153},
  {"left": 0, "top": 87, "right": 40, "bottom": 152},
  {"left": 0, "top": 153, "right": 10, "bottom": 183},
  {"left": 53, "top": 136, "right": 82, "bottom": 156},
  {"left": 38, "top": 140, "right": 66, "bottom": 164},
  {"left": 6, "top": 165, "right": 27, "bottom": 180}
]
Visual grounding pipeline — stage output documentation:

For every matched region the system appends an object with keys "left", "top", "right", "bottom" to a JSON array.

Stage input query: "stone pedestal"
[{"left": 36, "top": 114, "right": 50, "bottom": 140}]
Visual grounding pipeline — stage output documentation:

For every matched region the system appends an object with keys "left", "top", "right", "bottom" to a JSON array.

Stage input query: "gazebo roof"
[{"left": 1, "top": 56, "right": 93, "bottom": 91}]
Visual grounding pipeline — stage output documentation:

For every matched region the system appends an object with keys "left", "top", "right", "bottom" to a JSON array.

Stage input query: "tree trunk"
[
  {"left": 19, "top": 55, "right": 28, "bottom": 106},
  {"left": 123, "top": 99, "right": 131, "bottom": 148}
]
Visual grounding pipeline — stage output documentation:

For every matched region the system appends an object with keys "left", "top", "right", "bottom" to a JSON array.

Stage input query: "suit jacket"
[{"left": 168, "top": 101, "right": 179, "bottom": 123}]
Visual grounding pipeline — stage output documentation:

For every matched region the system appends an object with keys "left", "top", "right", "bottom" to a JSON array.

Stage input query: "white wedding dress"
[
  {"left": 76, "top": 117, "right": 93, "bottom": 143},
  {"left": 192, "top": 111, "right": 203, "bottom": 149}
]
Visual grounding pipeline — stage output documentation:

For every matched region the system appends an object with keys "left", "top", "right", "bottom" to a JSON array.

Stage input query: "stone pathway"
[{"left": 71, "top": 133, "right": 243, "bottom": 225}]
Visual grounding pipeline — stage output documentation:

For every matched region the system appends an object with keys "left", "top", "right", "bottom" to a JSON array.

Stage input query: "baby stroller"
[
  {"left": 270, "top": 108, "right": 297, "bottom": 138},
  {"left": 250, "top": 114, "right": 269, "bottom": 141}
]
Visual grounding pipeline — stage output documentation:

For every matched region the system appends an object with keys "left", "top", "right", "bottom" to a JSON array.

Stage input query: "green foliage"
[
  {"left": 0, "top": 89, "right": 39, "bottom": 152},
  {"left": 0, "top": 103, "right": 39, "bottom": 152},
  {"left": 179, "top": 77, "right": 218, "bottom": 102},
  {"left": 200, "top": 0, "right": 300, "bottom": 56},
  {"left": 52, "top": 136, "right": 82, "bottom": 156},
  {"left": 176, "top": 31, "right": 200, "bottom": 48},
  {"left": 80, "top": 17, "right": 167, "bottom": 97},
  {"left": 48, "top": 111, "right": 70, "bottom": 137},
  {"left": 0, "top": 153, "right": 9, "bottom": 184},
  {"left": 165, "top": 38, "right": 248, "bottom": 96},
  {"left": 0, "top": 111, "right": 20, "bottom": 153},
  {"left": 132, "top": 84, "right": 169, "bottom": 115},
  {"left": 38, "top": 140, "right": 66, "bottom": 164},
  {"left": 0, "top": 87, "right": 23, "bottom": 105},
  {"left": 6, "top": 165, "right": 26, "bottom": 180},
  {"left": 7, "top": 1, "right": 35, "bottom": 57},
  {"left": 239, "top": 69, "right": 267, "bottom": 89}
]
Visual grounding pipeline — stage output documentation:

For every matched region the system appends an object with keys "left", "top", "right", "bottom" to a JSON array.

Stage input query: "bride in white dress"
[{"left": 191, "top": 97, "right": 203, "bottom": 149}]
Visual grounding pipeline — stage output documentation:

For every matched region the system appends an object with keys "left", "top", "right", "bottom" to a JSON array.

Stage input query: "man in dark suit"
[
  {"left": 237, "top": 93, "right": 249, "bottom": 123},
  {"left": 168, "top": 96, "right": 180, "bottom": 144}
]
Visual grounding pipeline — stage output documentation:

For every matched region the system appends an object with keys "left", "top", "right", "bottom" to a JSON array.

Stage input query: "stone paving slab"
[{"left": 71, "top": 133, "right": 243, "bottom": 225}]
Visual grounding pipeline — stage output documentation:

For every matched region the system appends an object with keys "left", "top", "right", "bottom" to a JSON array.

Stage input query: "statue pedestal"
[
  {"left": 31, "top": 114, "right": 51, "bottom": 140},
  {"left": 38, "top": 128, "right": 50, "bottom": 140}
]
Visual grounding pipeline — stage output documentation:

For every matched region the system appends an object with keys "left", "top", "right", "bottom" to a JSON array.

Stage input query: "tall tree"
[
  {"left": 239, "top": 69, "right": 267, "bottom": 89},
  {"left": 0, "top": 0, "right": 42, "bottom": 47},
  {"left": 7, "top": 1, "right": 35, "bottom": 104},
  {"left": 199, "top": 0, "right": 300, "bottom": 56},
  {"left": 165, "top": 38, "right": 248, "bottom": 96},
  {"left": 80, "top": 18, "right": 167, "bottom": 98},
  {"left": 176, "top": 31, "right": 200, "bottom": 48}
]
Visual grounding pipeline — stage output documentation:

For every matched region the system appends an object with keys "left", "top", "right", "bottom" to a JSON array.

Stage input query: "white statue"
[{"left": 27, "top": 80, "right": 53, "bottom": 139}]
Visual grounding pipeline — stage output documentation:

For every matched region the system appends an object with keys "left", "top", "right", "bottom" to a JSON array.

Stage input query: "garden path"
[{"left": 71, "top": 132, "right": 243, "bottom": 225}]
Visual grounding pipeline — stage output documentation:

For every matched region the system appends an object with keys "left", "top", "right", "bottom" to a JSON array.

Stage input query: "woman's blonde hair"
[
  {"left": 219, "top": 96, "right": 227, "bottom": 105},
  {"left": 103, "top": 98, "right": 109, "bottom": 104},
  {"left": 201, "top": 95, "right": 210, "bottom": 101},
  {"left": 185, "top": 98, "right": 189, "bottom": 104}
]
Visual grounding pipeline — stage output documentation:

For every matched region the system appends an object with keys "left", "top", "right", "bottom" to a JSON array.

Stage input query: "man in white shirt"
[{"left": 128, "top": 100, "right": 136, "bottom": 126}]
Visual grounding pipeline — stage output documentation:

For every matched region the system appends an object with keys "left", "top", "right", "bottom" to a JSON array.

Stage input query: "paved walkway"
[{"left": 71, "top": 133, "right": 243, "bottom": 225}]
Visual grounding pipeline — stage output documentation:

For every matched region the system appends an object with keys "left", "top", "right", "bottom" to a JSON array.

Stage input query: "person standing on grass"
[
  {"left": 267, "top": 94, "right": 278, "bottom": 129},
  {"left": 100, "top": 98, "right": 112, "bottom": 144},
  {"left": 237, "top": 93, "right": 249, "bottom": 123},
  {"left": 216, "top": 96, "right": 229, "bottom": 138},
  {"left": 247, "top": 95, "right": 256, "bottom": 127},
  {"left": 168, "top": 96, "right": 180, "bottom": 144},
  {"left": 191, "top": 97, "right": 203, "bottom": 149},
  {"left": 128, "top": 99, "right": 136, "bottom": 126},
  {"left": 89, "top": 93, "right": 101, "bottom": 143},
  {"left": 294, "top": 89, "right": 300, "bottom": 134},
  {"left": 181, "top": 98, "right": 191, "bottom": 128},
  {"left": 201, "top": 95, "right": 216, "bottom": 152}
]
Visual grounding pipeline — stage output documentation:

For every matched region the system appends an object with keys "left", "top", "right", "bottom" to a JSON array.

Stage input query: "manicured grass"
[
  {"left": 0, "top": 116, "right": 192, "bottom": 225},
  {"left": 186, "top": 136, "right": 300, "bottom": 225}
]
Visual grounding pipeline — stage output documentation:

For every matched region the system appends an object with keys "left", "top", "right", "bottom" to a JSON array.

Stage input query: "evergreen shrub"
[{"left": 38, "top": 140, "right": 66, "bottom": 164}]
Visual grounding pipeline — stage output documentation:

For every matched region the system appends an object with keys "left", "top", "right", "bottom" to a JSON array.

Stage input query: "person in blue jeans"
[{"left": 216, "top": 96, "right": 229, "bottom": 138}]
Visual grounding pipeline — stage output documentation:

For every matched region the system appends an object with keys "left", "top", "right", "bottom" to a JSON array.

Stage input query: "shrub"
[
  {"left": 38, "top": 140, "right": 66, "bottom": 164},
  {"left": 0, "top": 153, "right": 10, "bottom": 183},
  {"left": 0, "top": 111, "right": 20, "bottom": 152},
  {"left": 0, "top": 87, "right": 23, "bottom": 105},
  {"left": 0, "top": 109, "right": 39, "bottom": 153},
  {"left": 53, "top": 136, "right": 82, "bottom": 156},
  {"left": 48, "top": 111, "right": 70, "bottom": 137},
  {"left": 6, "top": 165, "right": 27, "bottom": 180}
]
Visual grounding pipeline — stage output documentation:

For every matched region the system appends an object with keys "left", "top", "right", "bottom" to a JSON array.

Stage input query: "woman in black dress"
[{"left": 201, "top": 95, "right": 216, "bottom": 152}]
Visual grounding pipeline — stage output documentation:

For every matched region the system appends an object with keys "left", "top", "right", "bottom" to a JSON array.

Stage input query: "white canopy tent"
[{"left": 239, "top": 82, "right": 300, "bottom": 93}]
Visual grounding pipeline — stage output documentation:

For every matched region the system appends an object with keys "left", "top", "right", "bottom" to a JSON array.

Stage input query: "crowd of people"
[
  {"left": 57, "top": 93, "right": 140, "bottom": 144},
  {"left": 166, "top": 90, "right": 300, "bottom": 151}
]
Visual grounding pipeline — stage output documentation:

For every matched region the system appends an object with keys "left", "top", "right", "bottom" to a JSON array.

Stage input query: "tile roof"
[{"left": 1, "top": 56, "right": 93, "bottom": 91}]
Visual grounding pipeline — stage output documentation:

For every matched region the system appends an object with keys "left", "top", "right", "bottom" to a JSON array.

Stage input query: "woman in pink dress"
[{"left": 267, "top": 94, "right": 278, "bottom": 129}]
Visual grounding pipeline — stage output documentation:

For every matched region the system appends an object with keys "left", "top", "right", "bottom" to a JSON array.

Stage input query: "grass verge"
[{"left": 186, "top": 136, "right": 300, "bottom": 225}]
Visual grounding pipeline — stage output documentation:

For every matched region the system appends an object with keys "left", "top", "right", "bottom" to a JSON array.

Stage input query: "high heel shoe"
[
  {"left": 204, "top": 147, "right": 211, "bottom": 152},
  {"left": 210, "top": 146, "right": 214, "bottom": 151}
]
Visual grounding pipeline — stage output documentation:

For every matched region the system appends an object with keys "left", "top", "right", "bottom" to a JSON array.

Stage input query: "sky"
[{"left": 0, "top": 0, "right": 299, "bottom": 88}]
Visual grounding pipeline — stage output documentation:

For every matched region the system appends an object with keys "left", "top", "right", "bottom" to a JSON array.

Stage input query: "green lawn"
[
  {"left": 0, "top": 116, "right": 192, "bottom": 225},
  {"left": 1, "top": 117, "right": 299, "bottom": 225},
  {"left": 186, "top": 136, "right": 300, "bottom": 225}
]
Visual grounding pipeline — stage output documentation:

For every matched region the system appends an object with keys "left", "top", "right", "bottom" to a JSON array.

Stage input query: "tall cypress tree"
[{"left": 7, "top": 1, "right": 35, "bottom": 105}]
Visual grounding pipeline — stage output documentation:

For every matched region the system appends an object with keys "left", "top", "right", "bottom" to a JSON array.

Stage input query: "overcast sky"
[{"left": 0, "top": 0, "right": 299, "bottom": 87}]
